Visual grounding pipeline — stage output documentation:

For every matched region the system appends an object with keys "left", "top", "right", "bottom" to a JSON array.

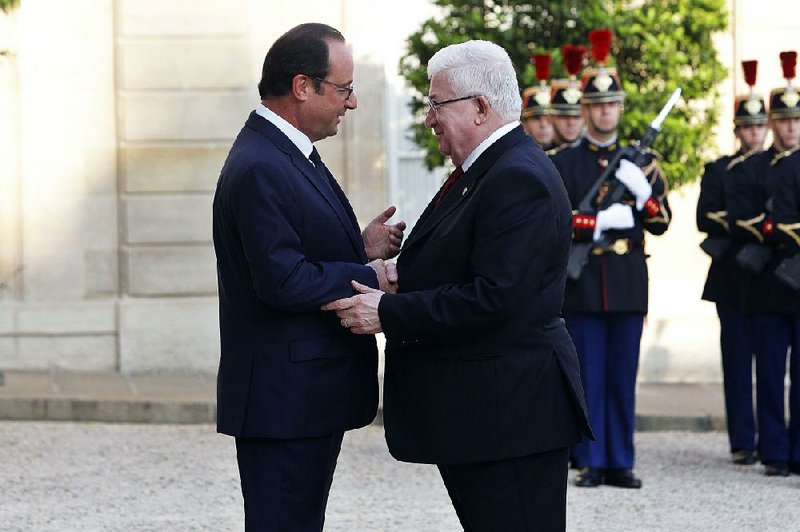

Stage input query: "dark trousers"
[
  {"left": 717, "top": 303, "right": 756, "bottom": 453},
  {"left": 564, "top": 312, "right": 644, "bottom": 469},
  {"left": 235, "top": 432, "right": 344, "bottom": 532},
  {"left": 751, "top": 313, "right": 800, "bottom": 464},
  {"left": 438, "top": 447, "right": 570, "bottom": 532}
]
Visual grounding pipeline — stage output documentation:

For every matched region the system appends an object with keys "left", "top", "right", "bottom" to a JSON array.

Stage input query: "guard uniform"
[
  {"left": 696, "top": 60, "right": 767, "bottom": 463},
  {"left": 727, "top": 51, "right": 800, "bottom": 476},
  {"left": 773, "top": 150, "right": 800, "bottom": 477},
  {"left": 551, "top": 65, "right": 671, "bottom": 481}
]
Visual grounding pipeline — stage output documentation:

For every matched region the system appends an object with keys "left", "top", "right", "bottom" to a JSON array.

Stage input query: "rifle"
[{"left": 566, "top": 88, "right": 682, "bottom": 281}]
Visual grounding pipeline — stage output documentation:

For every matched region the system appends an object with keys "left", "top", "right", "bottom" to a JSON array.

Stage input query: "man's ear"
[
  {"left": 474, "top": 95, "right": 491, "bottom": 125},
  {"left": 293, "top": 74, "right": 310, "bottom": 102}
]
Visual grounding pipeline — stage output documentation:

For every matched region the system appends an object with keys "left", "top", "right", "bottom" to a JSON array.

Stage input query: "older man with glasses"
[{"left": 323, "top": 40, "right": 592, "bottom": 532}]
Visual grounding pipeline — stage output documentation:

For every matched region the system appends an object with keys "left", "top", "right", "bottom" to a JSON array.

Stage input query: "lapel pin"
[{"left": 462, "top": 187, "right": 468, "bottom": 196}]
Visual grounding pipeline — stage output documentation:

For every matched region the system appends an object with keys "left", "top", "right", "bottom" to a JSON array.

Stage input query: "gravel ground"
[{"left": 0, "top": 422, "right": 798, "bottom": 531}]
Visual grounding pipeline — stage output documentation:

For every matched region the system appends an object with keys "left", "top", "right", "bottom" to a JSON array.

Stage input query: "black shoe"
[
  {"left": 574, "top": 467, "right": 603, "bottom": 487},
  {"left": 731, "top": 450, "right": 757, "bottom": 465},
  {"left": 569, "top": 459, "right": 580, "bottom": 470},
  {"left": 790, "top": 462, "right": 800, "bottom": 475},
  {"left": 764, "top": 462, "right": 790, "bottom": 477},
  {"left": 604, "top": 468, "right": 642, "bottom": 489}
]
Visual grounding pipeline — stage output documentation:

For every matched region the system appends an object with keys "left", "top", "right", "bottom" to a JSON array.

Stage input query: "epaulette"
[
  {"left": 725, "top": 148, "right": 760, "bottom": 171},
  {"left": 770, "top": 144, "right": 800, "bottom": 167},
  {"left": 546, "top": 143, "right": 571, "bottom": 157}
]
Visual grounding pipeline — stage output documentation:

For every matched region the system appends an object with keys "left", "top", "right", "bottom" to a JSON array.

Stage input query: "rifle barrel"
[{"left": 650, "top": 88, "right": 682, "bottom": 131}]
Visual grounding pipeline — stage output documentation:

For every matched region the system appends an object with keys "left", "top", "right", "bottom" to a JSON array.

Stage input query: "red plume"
[
  {"left": 741, "top": 60, "right": 757, "bottom": 87},
  {"left": 780, "top": 51, "right": 797, "bottom": 80},
  {"left": 561, "top": 44, "right": 586, "bottom": 77},
  {"left": 588, "top": 29, "right": 613, "bottom": 64},
  {"left": 531, "top": 54, "right": 552, "bottom": 82}
]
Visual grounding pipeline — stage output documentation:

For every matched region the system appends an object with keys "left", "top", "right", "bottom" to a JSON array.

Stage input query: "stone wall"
[{"left": 0, "top": 0, "right": 796, "bottom": 381}]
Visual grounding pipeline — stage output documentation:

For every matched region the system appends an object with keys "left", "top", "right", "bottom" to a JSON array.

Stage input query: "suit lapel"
[
  {"left": 402, "top": 126, "right": 528, "bottom": 252},
  {"left": 245, "top": 112, "right": 367, "bottom": 262}
]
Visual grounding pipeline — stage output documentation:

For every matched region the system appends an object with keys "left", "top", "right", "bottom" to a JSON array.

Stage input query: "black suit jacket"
[
  {"left": 378, "top": 126, "right": 592, "bottom": 465},
  {"left": 213, "top": 111, "right": 379, "bottom": 438}
]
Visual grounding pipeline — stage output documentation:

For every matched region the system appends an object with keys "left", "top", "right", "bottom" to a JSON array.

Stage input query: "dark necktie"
[
  {"left": 309, "top": 147, "right": 358, "bottom": 231},
  {"left": 434, "top": 166, "right": 464, "bottom": 208},
  {"left": 309, "top": 147, "right": 336, "bottom": 193}
]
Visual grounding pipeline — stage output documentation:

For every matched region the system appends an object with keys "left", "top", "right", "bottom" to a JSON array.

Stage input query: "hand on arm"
[
  {"left": 321, "top": 281, "right": 384, "bottom": 334},
  {"left": 363, "top": 206, "right": 407, "bottom": 260}
]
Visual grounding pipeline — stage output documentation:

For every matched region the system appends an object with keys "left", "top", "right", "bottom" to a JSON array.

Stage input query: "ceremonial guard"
[
  {"left": 546, "top": 44, "right": 586, "bottom": 154},
  {"left": 551, "top": 29, "right": 671, "bottom": 488},
  {"left": 728, "top": 51, "right": 800, "bottom": 477},
  {"left": 697, "top": 60, "right": 768, "bottom": 466},
  {"left": 521, "top": 53, "right": 555, "bottom": 149}
]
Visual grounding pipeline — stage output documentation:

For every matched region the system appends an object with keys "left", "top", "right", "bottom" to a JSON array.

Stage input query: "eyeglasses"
[
  {"left": 308, "top": 75, "right": 355, "bottom": 101},
  {"left": 427, "top": 94, "right": 478, "bottom": 112}
]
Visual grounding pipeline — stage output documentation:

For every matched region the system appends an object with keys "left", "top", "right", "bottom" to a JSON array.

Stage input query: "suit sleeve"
[
  {"left": 697, "top": 161, "right": 730, "bottom": 236},
  {"left": 378, "top": 168, "right": 555, "bottom": 340},
  {"left": 233, "top": 163, "right": 378, "bottom": 311}
]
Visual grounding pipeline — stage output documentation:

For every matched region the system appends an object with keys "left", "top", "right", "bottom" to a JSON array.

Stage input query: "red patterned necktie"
[{"left": 434, "top": 166, "right": 464, "bottom": 208}]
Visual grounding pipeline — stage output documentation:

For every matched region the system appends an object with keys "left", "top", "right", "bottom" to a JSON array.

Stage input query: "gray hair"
[{"left": 427, "top": 40, "right": 521, "bottom": 122}]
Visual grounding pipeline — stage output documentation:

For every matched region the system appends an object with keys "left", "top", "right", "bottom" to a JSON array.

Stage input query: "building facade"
[{"left": 0, "top": 0, "right": 796, "bottom": 380}]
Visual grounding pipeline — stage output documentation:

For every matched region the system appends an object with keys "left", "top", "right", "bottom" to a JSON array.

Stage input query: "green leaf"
[{"left": 399, "top": 0, "right": 729, "bottom": 186}]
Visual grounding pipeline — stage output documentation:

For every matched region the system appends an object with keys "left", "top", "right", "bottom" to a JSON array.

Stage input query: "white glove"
[
  {"left": 615, "top": 159, "right": 652, "bottom": 210},
  {"left": 594, "top": 203, "right": 634, "bottom": 240}
]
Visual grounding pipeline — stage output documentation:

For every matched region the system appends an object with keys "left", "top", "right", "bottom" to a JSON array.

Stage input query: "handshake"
[
  {"left": 366, "top": 259, "right": 398, "bottom": 294},
  {"left": 319, "top": 259, "right": 396, "bottom": 336}
]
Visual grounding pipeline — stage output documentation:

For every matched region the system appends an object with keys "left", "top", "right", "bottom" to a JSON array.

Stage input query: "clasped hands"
[
  {"left": 325, "top": 261, "right": 390, "bottom": 335},
  {"left": 320, "top": 205, "right": 405, "bottom": 334}
]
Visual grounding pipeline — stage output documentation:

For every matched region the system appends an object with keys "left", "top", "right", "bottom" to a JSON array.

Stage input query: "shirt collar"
[
  {"left": 255, "top": 103, "right": 314, "bottom": 159},
  {"left": 585, "top": 133, "right": 618, "bottom": 151},
  {"left": 462, "top": 121, "right": 519, "bottom": 172}
]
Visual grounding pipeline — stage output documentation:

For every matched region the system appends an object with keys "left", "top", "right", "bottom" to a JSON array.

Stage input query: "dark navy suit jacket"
[
  {"left": 213, "top": 111, "right": 379, "bottom": 438},
  {"left": 378, "top": 126, "right": 592, "bottom": 465}
]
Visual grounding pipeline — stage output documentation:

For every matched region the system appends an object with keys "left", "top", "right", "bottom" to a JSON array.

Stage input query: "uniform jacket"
[
  {"left": 551, "top": 137, "right": 671, "bottom": 313},
  {"left": 213, "top": 111, "right": 379, "bottom": 438},
  {"left": 697, "top": 151, "right": 751, "bottom": 306},
  {"left": 774, "top": 150, "right": 800, "bottom": 256},
  {"left": 378, "top": 126, "right": 592, "bottom": 465},
  {"left": 728, "top": 146, "right": 800, "bottom": 314}
]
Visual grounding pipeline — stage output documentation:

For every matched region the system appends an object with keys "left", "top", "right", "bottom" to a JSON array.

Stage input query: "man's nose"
[
  {"left": 424, "top": 107, "right": 436, "bottom": 128},
  {"left": 346, "top": 92, "right": 358, "bottom": 110}
]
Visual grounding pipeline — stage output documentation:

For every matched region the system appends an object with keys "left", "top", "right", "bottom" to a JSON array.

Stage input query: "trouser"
[
  {"left": 235, "top": 432, "right": 344, "bottom": 532},
  {"left": 717, "top": 303, "right": 756, "bottom": 453},
  {"left": 750, "top": 313, "right": 800, "bottom": 464},
  {"left": 564, "top": 312, "right": 644, "bottom": 469},
  {"left": 438, "top": 446, "right": 570, "bottom": 532}
]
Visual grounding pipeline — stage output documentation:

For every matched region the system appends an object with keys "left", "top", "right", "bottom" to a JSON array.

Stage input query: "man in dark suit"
[
  {"left": 323, "top": 40, "right": 591, "bottom": 531},
  {"left": 212, "top": 23, "right": 405, "bottom": 531}
]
